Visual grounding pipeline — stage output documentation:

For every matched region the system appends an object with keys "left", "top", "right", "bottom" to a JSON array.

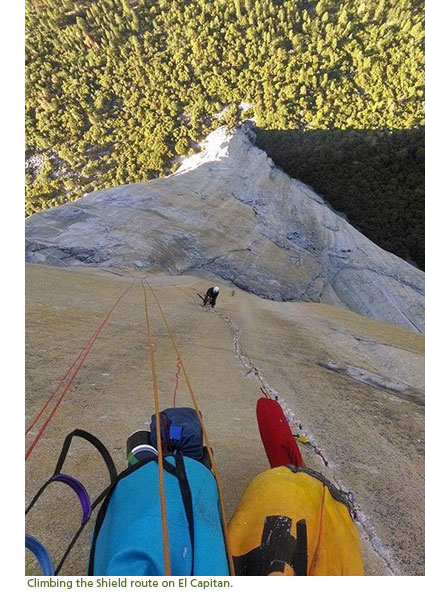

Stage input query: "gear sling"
[{"left": 25, "top": 428, "right": 229, "bottom": 576}]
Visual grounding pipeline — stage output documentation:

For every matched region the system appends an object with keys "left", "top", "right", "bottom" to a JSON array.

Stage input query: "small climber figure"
[{"left": 203, "top": 286, "right": 219, "bottom": 308}]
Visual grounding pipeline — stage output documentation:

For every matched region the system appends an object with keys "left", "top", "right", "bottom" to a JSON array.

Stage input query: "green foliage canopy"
[{"left": 26, "top": 0, "right": 425, "bottom": 265}]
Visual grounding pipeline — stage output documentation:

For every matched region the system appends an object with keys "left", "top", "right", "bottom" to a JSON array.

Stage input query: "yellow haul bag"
[{"left": 229, "top": 466, "right": 364, "bottom": 576}]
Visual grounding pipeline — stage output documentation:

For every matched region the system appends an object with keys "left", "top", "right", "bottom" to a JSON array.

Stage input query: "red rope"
[
  {"left": 25, "top": 278, "right": 134, "bottom": 460},
  {"left": 25, "top": 329, "right": 99, "bottom": 436},
  {"left": 172, "top": 357, "right": 181, "bottom": 407}
]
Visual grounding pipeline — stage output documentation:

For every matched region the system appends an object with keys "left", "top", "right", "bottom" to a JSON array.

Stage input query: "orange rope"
[
  {"left": 141, "top": 280, "right": 172, "bottom": 576},
  {"left": 144, "top": 278, "right": 236, "bottom": 576}
]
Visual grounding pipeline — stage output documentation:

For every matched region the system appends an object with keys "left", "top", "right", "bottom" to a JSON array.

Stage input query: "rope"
[
  {"left": 26, "top": 329, "right": 101, "bottom": 436},
  {"left": 172, "top": 357, "right": 181, "bottom": 408},
  {"left": 141, "top": 280, "right": 172, "bottom": 576},
  {"left": 143, "top": 278, "right": 236, "bottom": 576},
  {"left": 25, "top": 277, "right": 135, "bottom": 460}
]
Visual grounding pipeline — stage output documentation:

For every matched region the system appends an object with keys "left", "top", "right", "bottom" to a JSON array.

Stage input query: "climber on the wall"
[{"left": 203, "top": 286, "right": 219, "bottom": 307}]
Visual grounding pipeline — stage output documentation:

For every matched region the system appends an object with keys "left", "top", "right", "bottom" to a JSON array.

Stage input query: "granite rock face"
[
  {"left": 25, "top": 265, "right": 425, "bottom": 575},
  {"left": 25, "top": 125, "right": 425, "bottom": 331}
]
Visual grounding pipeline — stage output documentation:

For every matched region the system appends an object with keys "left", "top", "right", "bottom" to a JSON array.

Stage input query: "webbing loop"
[
  {"left": 25, "top": 535, "right": 55, "bottom": 576},
  {"left": 51, "top": 474, "right": 92, "bottom": 524},
  {"left": 26, "top": 429, "right": 119, "bottom": 575}
]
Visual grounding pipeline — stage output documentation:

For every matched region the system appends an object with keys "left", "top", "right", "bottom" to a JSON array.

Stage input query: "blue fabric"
[
  {"left": 25, "top": 535, "right": 55, "bottom": 576},
  {"left": 92, "top": 456, "right": 229, "bottom": 576},
  {"left": 150, "top": 408, "right": 204, "bottom": 461},
  {"left": 169, "top": 424, "right": 182, "bottom": 441}
]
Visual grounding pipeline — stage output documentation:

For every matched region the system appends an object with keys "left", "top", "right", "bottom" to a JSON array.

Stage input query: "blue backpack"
[{"left": 150, "top": 407, "right": 204, "bottom": 462}]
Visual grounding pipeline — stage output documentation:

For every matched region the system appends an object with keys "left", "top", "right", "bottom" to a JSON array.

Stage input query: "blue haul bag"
[{"left": 89, "top": 454, "right": 229, "bottom": 576}]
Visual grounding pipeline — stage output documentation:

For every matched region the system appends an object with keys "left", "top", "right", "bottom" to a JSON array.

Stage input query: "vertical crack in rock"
[
  {"left": 354, "top": 510, "right": 397, "bottom": 575},
  {"left": 214, "top": 310, "right": 331, "bottom": 463},
  {"left": 214, "top": 309, "right": 398, "bottom": 575}
]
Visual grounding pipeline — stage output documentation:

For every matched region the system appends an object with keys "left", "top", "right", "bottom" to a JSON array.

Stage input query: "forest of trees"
[
  {"left": 256, "top": 127, "right": 425, "bottom": 270},
  {"left": 26, "top": 1, "right": 424, "bottom": 266}
]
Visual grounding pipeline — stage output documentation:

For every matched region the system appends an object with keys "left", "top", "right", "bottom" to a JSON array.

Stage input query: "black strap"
[
  {"left": 26, "top": 430, "right": 118, "bottom": 516},
  {"left": 293, "top": 519, "right": 308, "bottom": 576},
  {"left": 88, "top": 454, "right": 196, "bottom": 576},
  {"left": 88, "top": 455, "right": 165, "bottom": 575},
  {"left": 54, "top": 429, "right": 118, "bottom": 482},
  {"left": 55, "top": 485, "right": 114, "bottom": 575},
  {"left": 25, "top": 476, "right": 55, "bottom": 516},
  {"left": 87, "top": 484, "right": 118, "bottom": 575},
  {"left": 175, "top": 452, "right": 195, "bottom": 575},
  {"left": 26, "top": 429, "right": 119, "bottom": 575}
]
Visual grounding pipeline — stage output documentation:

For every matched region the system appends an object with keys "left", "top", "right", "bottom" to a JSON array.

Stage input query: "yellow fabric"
[
  {"left": 228, "top": 467, "right": 364, "bottom": 576},
  {"left": 297, "top": 435, "right": 310, "bottom": 444}
]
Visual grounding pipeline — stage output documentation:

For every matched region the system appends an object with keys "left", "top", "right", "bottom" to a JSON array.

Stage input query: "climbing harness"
[{"left": 25, "top": 274, "right": 135, "bottom": 460}]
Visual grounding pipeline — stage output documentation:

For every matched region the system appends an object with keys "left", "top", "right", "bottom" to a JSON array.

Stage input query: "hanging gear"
[
  {"left": 26, "top": 276, "right": 234, "bottom": 576},
  {"left": 25, "top": 429, "right": 118, "bottom": 576},
  {"left": 26, "top": 419, "right": 228, "bottom": 576}
]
